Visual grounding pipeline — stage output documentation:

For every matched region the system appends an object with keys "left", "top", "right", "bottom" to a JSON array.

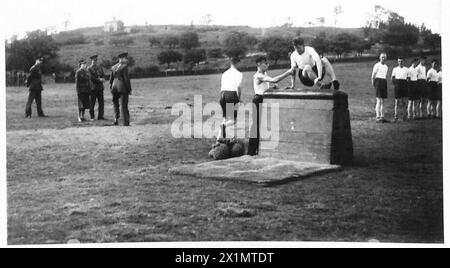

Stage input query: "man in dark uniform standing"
[
  {"left": 88, "top": 55, "right": 106, "bottom": 120},
  {"left": 25, "top": 57, "right": 46, "bottom": 118},
  {"left": 110, "top": 52, "right": 132, "bottom": 126}
]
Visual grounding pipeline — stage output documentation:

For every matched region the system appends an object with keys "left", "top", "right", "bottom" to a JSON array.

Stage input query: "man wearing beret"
[
  {"left": 109, "top": 52, "right": 132, "bottom": 126},
  {"left": 25, "top": 57, "right": 47, "bottom": 118},
  {"left": 88, "top": 55, "right": 106, "bottom": 120}
]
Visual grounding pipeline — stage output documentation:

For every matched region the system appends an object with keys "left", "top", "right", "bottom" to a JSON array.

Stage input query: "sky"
[{"left": 0, "top": 0, "right": 443, "bottom": 39}]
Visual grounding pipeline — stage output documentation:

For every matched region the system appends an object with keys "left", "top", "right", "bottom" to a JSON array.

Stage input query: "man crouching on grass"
[
  {"left": 287, "top": 37, "right": 340, "bottom": 90},
  {"left": 248, "top": 56, "right": 294, "bottom": 155}
]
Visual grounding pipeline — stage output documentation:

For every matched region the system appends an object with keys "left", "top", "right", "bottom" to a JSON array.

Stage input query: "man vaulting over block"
[{"left": 287, "top": 37, "right": 340, "bottom": 90}]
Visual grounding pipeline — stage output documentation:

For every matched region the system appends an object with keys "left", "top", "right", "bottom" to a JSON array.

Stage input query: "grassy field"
[{"left": 6, "top": 60, "right": 443, "bottom": 244}]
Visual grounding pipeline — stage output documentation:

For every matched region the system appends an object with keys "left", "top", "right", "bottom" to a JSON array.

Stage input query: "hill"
[{"left": 54, "top": 24, "right": 365, "bottom": 71}]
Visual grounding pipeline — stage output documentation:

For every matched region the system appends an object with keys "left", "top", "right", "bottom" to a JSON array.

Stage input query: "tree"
[
  {"left": 149, "top": 36, "right": 161, "bottom": 47},
  {"left": 201, "top": 14, "right": 214, "bottom": 26},
  {"left": 383, "top": 21, "right": 419, "bottom": 47},
  {"left": 184, "top": 49, "right": 207, "bottom": 70},
  {"left": 334, "top": 4, "right": 343, "bottom": 27},
  {"left": 207, "top": 48, "right": 223, "bottom": 58},
  {"left": 258, "top": 35, "right": 291, "bottom": 65},
  {"left": 163, "top": 34, "right": 179, "bottom": 49},
  {"left": 310, "top": 32, "right": 330, "bottom": 57},
  {"left": 179, "top": 31, "right": 200, "bottom": 50},
  {"left": 157, "top": 50, "right": 183, "bottom": 68},
  {"left": 424, "top": 33, "right": 441, "bottom": 51},
  {"left": 329, "top": 33, "right": 357, "bottom": 59},
  {"left": 350, "top": 37, "right": 372, "bottom": 57},
  {"left": 6, "top": 30, "right": 60, "bottom": 73},
  {"left": 222, "top": 31, "right": 257, "bottom": 58}
]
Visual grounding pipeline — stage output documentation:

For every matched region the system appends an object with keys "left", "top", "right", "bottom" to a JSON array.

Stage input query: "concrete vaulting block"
[{"left": 259, "top": 90, "right": 353, "bottom": 165}]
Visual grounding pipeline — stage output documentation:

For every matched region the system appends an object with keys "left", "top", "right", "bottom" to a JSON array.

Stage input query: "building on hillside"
[{"left": 104, "top": 18, "right": 125, "bottom": 33}]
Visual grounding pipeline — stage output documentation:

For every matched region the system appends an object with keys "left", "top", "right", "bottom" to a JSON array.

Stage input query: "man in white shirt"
[
  {"left": 218, "top": 57, "right": 243, "bottom": 138},
  {"left": 287, "top": 37, "right": 340, "bottom": 90},
  {"left": 426, "top": 59, "right": 440, "bottom": 118},
  {"left": 407, "top": 58, "right": 420, "bottom": 120},
  {"left": 371, "top": 53, "right": 389, "bottom": 123},
  {"left": 248, "top": 56, "right": 293, "bottom": 155},
  {"left": 391, "top": 57, "right": 409, "bottom": 121},
  {"left": 416, "top": 56, "right": 428, "bottom": 119},
  {"left": 437, "top": 67, "right": 442, "bottom": 118}
]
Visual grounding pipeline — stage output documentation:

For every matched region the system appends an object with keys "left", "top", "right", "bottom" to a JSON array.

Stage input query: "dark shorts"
[
  {"left": 417, "top": 79, "right": 428, "bottom": 99},
  {"left": 408, "top": 81, "right": 420, "bottom": 101},
  {"left": 219, "top": 91, "right": 239, "bottom": 119},
  {"left": 78, "top": 93, "right": 90, "bottom": 110},
  {"left": 374, "top": 78, "right": 387, "bottom": 99},
  {"left": 394, "top": 79, "right": 408, "bottom": 99},
  {"left": 299, "top": 65, "right": 326, "bottom": 87},
  {"left": 438, "top": 84, "right": 442, "bottom": 101},
  {"left": 428, "top": 81, "right": 440, "bottom": 101}
]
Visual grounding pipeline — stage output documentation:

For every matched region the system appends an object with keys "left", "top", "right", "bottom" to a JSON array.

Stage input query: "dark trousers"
[
  {"left": 90, "top": 90, "right": 104, "bottom": 119},
  {"left": 25, "top": 90, "right": 44, "bottom": 116},
  {"left": 113, "top": 92, "right": 130, "bottom": 126},
  {"left": 248, "top": 94, "right": 264, "bottom": 156}
]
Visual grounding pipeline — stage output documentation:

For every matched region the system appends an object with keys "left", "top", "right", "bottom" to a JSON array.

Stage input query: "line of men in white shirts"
[{"left": 372, "top": 53, "right": 442, "bottom": 123}]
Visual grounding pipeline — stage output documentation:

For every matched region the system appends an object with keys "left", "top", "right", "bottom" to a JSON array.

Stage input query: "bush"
[
  {"left": 145, "top": 65, "right": 160, "bottom": 73},
  {"left": 208, "top": 48, "right": 223, "bottom": 58},
  {"left": 132, "top": 66, "right": 145, "bottom": 74},
  {"left": 111, "top": 31, "right": 129, "bottom": 37},
  {"left": 109, "top": 37, "right": 134, "bottom": 46},
  {"left": 94, "top": 40, "right": 104, "bottom": 46},
  {"left": 56, "top": 34, "right": 86, "bottom": 46}
]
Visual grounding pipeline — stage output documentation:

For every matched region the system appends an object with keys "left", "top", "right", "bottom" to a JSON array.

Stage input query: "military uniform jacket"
[
  {"left": 88, "top": 64, "right": 105, "bottom": 91},
  {"left": 75, "top": 68, "right": 91, "bottom": 94},
  {"left": 110, "top": 63, "right": 132, "bottom": 95},
  {"left": 26, "top": 65, "right": 43, "bottom": 92}
]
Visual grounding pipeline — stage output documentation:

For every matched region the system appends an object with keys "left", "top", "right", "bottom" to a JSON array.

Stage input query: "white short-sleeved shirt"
[
  {"left": 290, "top": 46, "right": 320, "bottom": 70},
  {"left": 427, "top": 68, "right": 439, "bottom": 82},
  {"left": 408, "top": 65, "right": 418, "bottom": 81},
  {"left": 416, "top": 64, "right": 427, "bottom": 80},
  {"left": 372, "top": 62, "right": 388, "bottom": 79},
  {"left": 253, "top": 72, "right": 270, "bottom": 95},
  {"left": 391, "top": 66, "right": 409, "bottom": 80},
  {"left": 220, "top": 66, "right": 243, "bottom": 92},
  {"left": 438, "top": 71, "right": 442, "bottom": 84}
]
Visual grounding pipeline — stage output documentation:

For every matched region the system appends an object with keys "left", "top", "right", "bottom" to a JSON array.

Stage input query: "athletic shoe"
[
  {"left": 78, "top": 117, "right": 82, "bottom": 122},
  {"left": 332, "top": 80, "right": 340, "bottom": 90}
]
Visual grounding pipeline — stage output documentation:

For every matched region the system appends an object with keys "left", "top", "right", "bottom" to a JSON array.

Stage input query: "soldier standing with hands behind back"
[
  {"left": 88, "top": 55, "right": 106, "bottom": 120},
  {"left": 110, "top": 52, "right": 132, "bottom": 126}
]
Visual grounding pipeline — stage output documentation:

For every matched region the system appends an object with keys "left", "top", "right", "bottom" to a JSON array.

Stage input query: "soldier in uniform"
[
  {"left": 110, "top": 52, "right": 132, "bottom": 126},
  {"left": 25, "top": 57, "right": 46, "bottom": 118},
  {"left": 75, "top": 59, "right": 91, "bottom": 122},
  {"left": 88, "top": 55, "right": 106, "bottom": 120}
]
